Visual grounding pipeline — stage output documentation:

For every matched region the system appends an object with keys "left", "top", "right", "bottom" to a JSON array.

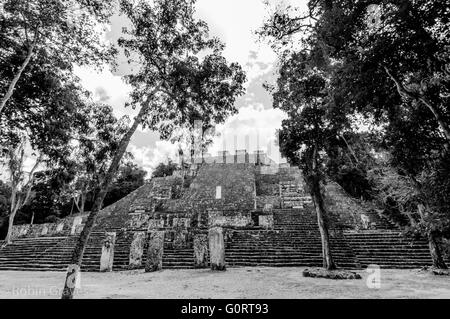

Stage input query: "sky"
[{"left": 74, "top": 0, "right": 308, "bottom": 174}]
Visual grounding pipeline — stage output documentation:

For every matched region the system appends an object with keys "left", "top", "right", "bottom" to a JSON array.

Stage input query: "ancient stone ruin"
[{"left": 0, "top": 150, "right": 447, "bottom": 271}]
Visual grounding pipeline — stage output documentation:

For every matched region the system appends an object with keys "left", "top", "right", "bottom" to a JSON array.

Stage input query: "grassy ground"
[{"left": 0, "top": 267, "right": 448, "bottom": 299}]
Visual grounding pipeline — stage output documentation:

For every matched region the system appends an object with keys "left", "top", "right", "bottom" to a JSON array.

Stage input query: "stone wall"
[
  {"left": 163, "top": 164, "right": 256, "bottom": 213},
  {"left": 255, "top": 196, "right": 281, "bottom": 210},
  {"left": 94, "top": 176, "right": 183, "bottom": 231},
  {"left": 10, "top": 213, "right": 88, "bottom": 239},
  {"left": 324, "top": 181, "right": 381, "bottom": 230},
  {"left": 208, "top": 210, "right": 254, "bottom": 228}
]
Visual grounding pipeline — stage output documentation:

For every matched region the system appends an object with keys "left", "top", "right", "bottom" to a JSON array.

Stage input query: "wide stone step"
[{"left": 0, "top": 266, "right": 68, "bottom": 271}]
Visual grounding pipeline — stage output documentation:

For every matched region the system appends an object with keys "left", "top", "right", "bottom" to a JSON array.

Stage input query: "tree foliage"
[
  {"left": 260, "top": 0, "right": 450, "bottom": 268},
  {"left": 0, "top": 0, "right": 117, "bottom": 113},
  {"left": 151, "top": 159, "right": 179, "bottom": 178},
  {"left": 61, "top": 0, "right": 246, "bottom": 299}
]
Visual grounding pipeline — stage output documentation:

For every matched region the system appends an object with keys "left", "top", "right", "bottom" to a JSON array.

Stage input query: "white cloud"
[
  {"left": 128, "top": 105, "right": 288, "bottom": 175},
  {"left": 209, "top": 104, "right": 288, "bottom": 163},
  {"left": 73, "top": 1, "right": 308, "bottom": 173},
  {"left": 73, "top": 65, "right": 135, "bottom": 119},
  {"left": 128, "top": 141, "right": 179, "bottom": 175},
  {"left": 195, "top": 0, "right": 278, "bottom": 83}
]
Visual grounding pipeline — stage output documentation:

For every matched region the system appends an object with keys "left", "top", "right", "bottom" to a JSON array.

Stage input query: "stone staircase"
[
  {"left": 344, "top": 230, "right": 443, "bottom": 268},
  {"left": 0, "top": 232, "right": 137, "bottom": 272},
  {"left": 279, "top": 181, "right": 312, "bottom": 209},
  {"left": 0, "top": 237, "right": 77, "bottom": 271},
  {"left": 225, "top": 208, "right": 360, "bottom": 268},
  {"left": 162, "top": 248, "right": 196, "bottom": 269}
]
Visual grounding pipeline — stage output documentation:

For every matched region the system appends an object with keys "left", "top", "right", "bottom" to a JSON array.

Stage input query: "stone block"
[
  {"left": 41, "top": 224, "right": 49, "bottom": 236},
  {"left": 100, "top": 232, "right": 116, "bottom": 272},
  {"left": 128, "top": 213, "right": 149, "bottom": 229},
  {"left": 173, "top": 229, "right": 188, "bottom": 248},
  {"left": 263, "top": 203, "right": 273, "bottom": 212},
  {"left": 19, "top": 225, "right": 30, "bottom": 237},
  {"left": 129, "top": 232, "right": 146, "bottom": 268},
  {"left": 145, "top": 231, "right": 165, "bottom": 272},
  {"left": 208, "top": 226, "right": 226, "bottom": 271},
  {"left": 70, "top": 216, "right": 82, "bottom": 235},
  {"left": 208, "top": 211, "right": 252, "bottom": 228},
  {"left": 193, "top": 234, "right": 208, "bottom": 268},
  {"left": 361, "top": 214, "right": 370, "bottom": 229},
  {"left": 56, "top": 222, "right": 64, "bottom": 233},
  {"left": 258, "top": 214, "right": 274, "bottom": 229},
  {"left": 148, "top": 218, "right": 165, "bottom": 230}
]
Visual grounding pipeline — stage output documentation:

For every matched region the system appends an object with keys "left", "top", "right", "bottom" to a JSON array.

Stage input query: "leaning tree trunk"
[
  {"left": 0, "top": 37, "right": 37, "bottom": 114},
  {"left": 308, "top": 173, "right": 337, "bottom": 270},
  {"left": 417, "top": 204, "right": 448, "bottom": 269},
  {"left": 61, "top": 103, "right": 150, "bottom": 299},
  {"left": 80, "top": 191, "right": 86, "bottom": 214},
  {"left": 5, "top": 185, "right": 21, "bottom": 244},
  {"left": 305, "top": 144, "right": 336, "bottom": 270},
  {"left": 5, "top": 207, "right": 19, "bottom": 244},
  {"left": 428, "top": 231, "right": 448, "bottom": 269}
]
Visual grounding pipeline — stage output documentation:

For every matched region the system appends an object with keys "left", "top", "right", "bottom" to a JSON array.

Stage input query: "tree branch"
[{"left": 383, "top": 66, "right": 450, "bottom": 142}]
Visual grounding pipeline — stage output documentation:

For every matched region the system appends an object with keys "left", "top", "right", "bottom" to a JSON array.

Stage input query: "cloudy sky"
[{"left": 75, "top": 0, "right": 307, "bottom": 174}]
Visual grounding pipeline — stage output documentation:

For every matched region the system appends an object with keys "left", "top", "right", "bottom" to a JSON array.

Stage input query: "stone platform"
[{"left": 1, "top": 161, "right": 446, "bottom": 271}]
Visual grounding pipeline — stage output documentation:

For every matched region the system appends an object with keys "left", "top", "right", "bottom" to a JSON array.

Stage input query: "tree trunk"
[
  {"left": 306, "top": 144, "right": 336, "bottom": 270},
  {"left": 30, "top": 211, "right": 35, "bottom": 226},
  {"left": 341, "top": 133, "right": 359, "bottom": 164},
  {"left": 80, "top": 191, "right": 86, "bottom": 214},
  {"left": 5, "top": 184, "right": 20, "bottom": 244},
  {"left": 0, "top": 38, "right": 37, "bottom": 114},
  {"left": 428, "top": 231, "right": 448, "bottom": 269},
  {"left": 417, "top": 204, "right": 448, "bottom": 269},
  {"left": 61, "top": 102, "right": 150, "bottom": 299},
  {"left": 309, "top": 174, "right": 336, "bottom": 270},
  {"left": 190, "top": 132, "right": 195, "bottom": 164},
  {"left": 5, "top": 207, "right": 19, "bottom": 244}
]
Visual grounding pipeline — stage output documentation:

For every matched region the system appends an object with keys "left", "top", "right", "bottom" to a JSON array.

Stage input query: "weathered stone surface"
[
  {"left": 128, "top": 213, "right": 149, "bottom": 229},
  {"left": 360, "top": 214, "right": 370, "bottom": 229},
  {"left": 10, "top": 224, "right": 29, "bottom": 240},
  {"left": 56, "top": 222, "right": 64, "bottom": 233},
  {"left": 19, "top": 225, "right": 30, "bottom": 237},
  {"left": 173, "top": 229, "right": 188, "bottom": 248},
  {"left": 256, "top": 196, "right": 281, "bottom": 210},
  {"left": 208, "top": 210, "right": 253, "bottom": 228},
  {"left": 100, "top": 232, "right": 116, "bottom": 272},
  {"left": 147, "top": 218, "right": 165, "bottom": 230},
  {"left": 129, "top": 232, "right": 146, "bottom": 268},
  {"left": 193, "top": 234, "right": 208, "bottom": 268},
  {"left": 163, "top": 164, "right": 256, "bottom": 213},
  {"left": 208, "top": 226, "right": 226, "bottom": 271},
  {"left": 258, "top": 214, "right": 274, "bottom": 229},
  {"left": 145, "top": 231, "right": 165, "bottom": 272},
  {"left": 171, "top": 216, "right": 191, "bottom": 228},
  {"left": 71, "top": 216, "right": 83, "bottom": 235},
  {"left": 41, "top": 224, "right": 49, "bottom": 236}
]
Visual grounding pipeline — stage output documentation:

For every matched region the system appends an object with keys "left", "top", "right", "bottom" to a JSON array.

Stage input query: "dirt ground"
[{"left": 0, "top": 267, "right": 449, "bottom": 299}]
